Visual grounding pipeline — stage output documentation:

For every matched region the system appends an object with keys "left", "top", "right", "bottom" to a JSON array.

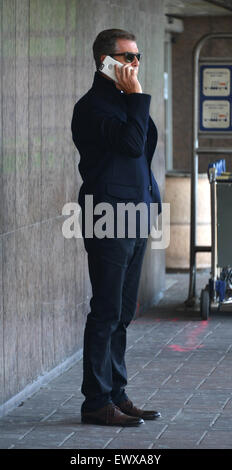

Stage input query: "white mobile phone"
[{"left": 99, "top": 55, "right": 123, "bottom": 83}]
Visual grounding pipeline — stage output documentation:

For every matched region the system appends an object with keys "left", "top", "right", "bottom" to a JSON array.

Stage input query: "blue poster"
[{"left": 199, "top": 65, "right": 232, "bottom": 132}]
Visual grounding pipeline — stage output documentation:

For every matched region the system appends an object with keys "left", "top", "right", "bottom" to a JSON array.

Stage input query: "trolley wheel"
[{"left": 200, "top": 288, "right": 210, "bottom": 320}]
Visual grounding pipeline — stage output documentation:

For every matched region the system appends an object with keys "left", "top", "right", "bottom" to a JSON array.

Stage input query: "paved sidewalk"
[{"left": 1, "top": 271, "right": 232, "bottom": 449}]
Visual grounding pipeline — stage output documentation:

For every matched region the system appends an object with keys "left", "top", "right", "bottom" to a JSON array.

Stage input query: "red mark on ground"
[
  {"left": 167, "top": 321, "right": 209, "bottom": 352},
  {"left": 168, "top": 344, "right": 204, "bottom": 352}
]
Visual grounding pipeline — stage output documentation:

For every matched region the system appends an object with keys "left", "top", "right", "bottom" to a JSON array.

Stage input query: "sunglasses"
[{"left": 110, "top": 52, "right": 142, "bottom": 63}]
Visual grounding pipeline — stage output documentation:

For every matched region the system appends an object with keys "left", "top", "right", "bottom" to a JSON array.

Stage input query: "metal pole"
[
  {"left": 186, "top": 34, "right": 201, "bottom": 306},
  {"left": 186, "top": 32, "right": 232, "bottom": 307},
  {"left": 211, "top": 178, "right": 217, "bottom": 302}
]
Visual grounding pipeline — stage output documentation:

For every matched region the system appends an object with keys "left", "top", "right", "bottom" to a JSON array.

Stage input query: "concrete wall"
[
  {"left": 0, "top": 0, "right": 165, "bottom": 409},
  {"left": 172, "top": 15, "right": 232, "bottom": 172}
]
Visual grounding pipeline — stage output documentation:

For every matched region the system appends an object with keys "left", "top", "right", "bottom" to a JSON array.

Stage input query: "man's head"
[{"left": 93, "top": 29, "right": 140, "bottom": 71}]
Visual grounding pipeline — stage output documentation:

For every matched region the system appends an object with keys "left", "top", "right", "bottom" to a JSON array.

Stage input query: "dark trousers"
[{"left": 81, "top": 235, "right": 148, "bottom": 413}]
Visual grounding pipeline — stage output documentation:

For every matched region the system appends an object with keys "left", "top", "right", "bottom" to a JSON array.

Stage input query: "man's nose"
[{"left": 132, "top": 56, "right": 139, "bottom": 67}]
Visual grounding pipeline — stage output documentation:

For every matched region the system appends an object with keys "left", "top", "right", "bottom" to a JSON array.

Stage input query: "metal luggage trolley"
[
  {"left": 200, "top": 161, "right": 232, "bottom": 320},
  {"left": 186, "top": 33, "right": 232, "bottom": 317}
]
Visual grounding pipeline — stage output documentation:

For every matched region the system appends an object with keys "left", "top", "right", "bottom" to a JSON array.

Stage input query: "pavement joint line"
[
  {"left": 221, "top": 396, "right": 232, "bottom": 410},
  {"left": 153, "top": 330, "right": 185, "bottom": 356},
  {"left": 126, "top": 326, "right": 160, "bottom": 353},
  {"left": 213, "top": 322, "right": 222, "bottom": 330},
  {"left": 113, "top": 426, "right": 124, "bottom": 439},
  {"left": 147, "top": 389, "right": 159, "bottom": 401},
  {"left": 150, "top": 443, "right": 156, "bottom": 450},
  {"left": 60, "top": 394, "right": 75, "bottom": 406},
  {"left": 126, "top": 332, "right": 149, "bottom": 351},
  {"left": 177, "top": 324, "right": 189, "bottom": 333},
  {"left": 195, "top": 340, "right": 206, "bottom": 349},
  {"left": 162, "top": 322, "right": 205, "bottom": 352},
  {"left": 194, "top": 330, "right": 213, "bottom": 350},
  {"left": 203, "top": 331, "right": 213, "bottom": 339},
  {"left": 40, "top": 408, "right": 58, "bottom": 422},
  {"left": 18, "top": 426, "right": 37, "bottom": 440},
  {"left": 145, "top": 324, "right": 161, "bottom": 334},
  {"left": 128, "top": 371, "right": 140, "bottom": 381},
  {"left": 207, "top": 366, "right": 217, "bottom": 376},
  {"left": 209, "top": 413, "right": 221, "bottom": 427},
  {"left": 173, "top": 363, "right": 184, "bottom": 374},
  {"left": 159, "top": 332, "right": 183, "bottom": 348},
  {"left": 142, "top": 359, "right": 152, "bottom": 369},
  {"left": 156, "top": 424, "right": 168, "bottom": 439},
  {"left": 161, "top": 375, "right": 172, "bottom": 386},
  {"left": 103, "top": 438, "right": 114, "bottom": 449},
  {"left": 116, "top": 427, "right": 122, "bottom": 434},
  {"left": 225, "top": 344, "right": 232, "bottom": 354},
  {"left": 134, "top": 335, "right": 145, "bottom": 343},
  {"left": 195, "top": 377, "right": 207, "bottom": 390},
  {"left": 58, "top": 431, "right": 76, "bottom": 447},
  {"left": 196, "top": 430, "right": 208, "bottom": 446},
  {"left": 12, "top": 409, "right": 59, "bottom": 443},
  {"left": 164, "top": 323, "right": 192, "bottom": 346},
  {"left": 184, "top": 352, "right": 194, "bottom": 361},
  {"left": 165, "top": 337, "right": 176, "bottom": 345},
  {"left": 154, "top": 349, "right": 162, "bottom": 358},
  {"left": 166, "top": 330, "right": 185, "bottom": 342},
  {"left": 183, "top": 393, "right": 194, "bottom": 406},
  {"left": 170, "top": 408, "right": 183, "bottom": 422},
  {"left": 217, "top": 355, "right": 226, "bottom": 365},
  {"left": 8, "top": 444, "right": 15, "bottom": 449}
]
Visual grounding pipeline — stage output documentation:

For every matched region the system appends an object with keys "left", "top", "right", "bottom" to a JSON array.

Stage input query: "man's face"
[{"left": 100, "top": 39, "right": 140, "bottom": 75}]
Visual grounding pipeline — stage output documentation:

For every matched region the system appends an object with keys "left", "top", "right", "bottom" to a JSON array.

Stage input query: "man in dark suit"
[{"left": 71, "top": 29, "right": 161, "bottom": 426}]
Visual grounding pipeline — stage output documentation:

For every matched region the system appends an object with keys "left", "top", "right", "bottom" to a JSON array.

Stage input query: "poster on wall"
[
  {"left": 202, "top": 100, "right": 230, "bottom": 129},
  {"left": 202, "top": 68, "right": 230, "bottom": 96},
  {"left": 199, "top": 65, "right": 232, "bottom": 132}
]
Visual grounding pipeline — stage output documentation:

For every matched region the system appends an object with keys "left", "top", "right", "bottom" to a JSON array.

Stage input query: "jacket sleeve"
[{"left": 73, "top": 93, "right": 151, "bottom": 159}]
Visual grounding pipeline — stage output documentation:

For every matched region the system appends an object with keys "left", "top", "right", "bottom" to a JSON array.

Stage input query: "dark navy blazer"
[{"left": 71, "top": 71, "right": 161, "bottom": 235}]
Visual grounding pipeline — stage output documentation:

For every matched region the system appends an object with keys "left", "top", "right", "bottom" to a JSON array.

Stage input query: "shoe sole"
[
  {"left": 141, "top": 414, "right": 161, "bottom": 420},
  {"left": 81, "top": 417, "right": 144, "bottom": 426},
  {"left": 122, "top": 412, "right": 161, "bottom": 420}
]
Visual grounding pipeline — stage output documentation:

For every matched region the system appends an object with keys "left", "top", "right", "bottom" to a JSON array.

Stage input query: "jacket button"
[{"left": 148, "top": 185, "right": 152, "bottom": 193}]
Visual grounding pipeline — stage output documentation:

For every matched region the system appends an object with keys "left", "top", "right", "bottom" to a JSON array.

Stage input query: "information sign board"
[{"left": 199, "top": 65, "right": 232, "bottom": 132}]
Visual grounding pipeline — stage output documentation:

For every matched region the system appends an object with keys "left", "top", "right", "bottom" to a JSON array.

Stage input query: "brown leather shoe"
[
  {"left": 118, "top": 400, "right": 161, "bottom": 420},
  {"left": 81, "top": 403, "right": 144, "bottom": 426}
]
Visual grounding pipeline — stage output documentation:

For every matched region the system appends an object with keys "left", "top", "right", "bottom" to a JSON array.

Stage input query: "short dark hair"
[{"left": 93, "top": 28, "right": 136, "bottom": 70}]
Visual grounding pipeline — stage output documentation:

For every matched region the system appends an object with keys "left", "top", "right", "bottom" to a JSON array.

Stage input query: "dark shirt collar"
[{"left": 92, "top": 71, "right": 122, "bottom": 94}]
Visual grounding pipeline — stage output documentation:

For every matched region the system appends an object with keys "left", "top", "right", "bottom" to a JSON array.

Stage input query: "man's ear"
[{"left": 100, "top": 54, "right": 106, "bottom": 63}]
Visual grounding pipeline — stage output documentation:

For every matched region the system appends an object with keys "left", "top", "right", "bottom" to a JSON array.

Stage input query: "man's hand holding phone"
[{"left": 114, "top": 63, "right": 142, "bottom": 94}]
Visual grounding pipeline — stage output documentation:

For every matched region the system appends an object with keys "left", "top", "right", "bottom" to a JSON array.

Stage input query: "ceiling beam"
[{"left": 203, "top": 0, "right": 232, "bottom": 13}]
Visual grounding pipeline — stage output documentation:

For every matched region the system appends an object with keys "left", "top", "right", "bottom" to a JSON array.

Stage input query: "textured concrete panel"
[
  {"left": 0, "top": 238, "right": 3, "bottom": 405},
  {"left": 15, "top": 224, "right": 43, "bottom": 391},
  {"left": 2, "top": 0, "right": 16, "bottom": 234},
  {"left": 2, "top": 233, "right": 18, "bottom": 402},
  {"left": 0, "top": 0, "right": 2, "bottom": 234},
  {"left": 15, "top": 0, "right": 29, "bottom": 229}
]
